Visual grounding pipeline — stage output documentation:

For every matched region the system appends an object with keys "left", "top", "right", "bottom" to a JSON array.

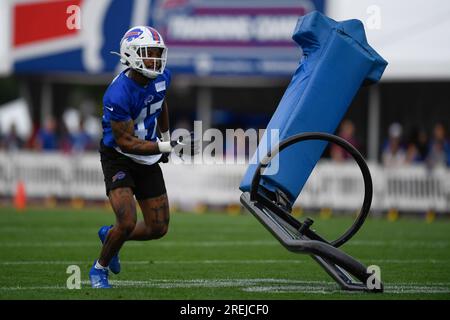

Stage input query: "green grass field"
[{"left": 0, "top": 206, "right": 449, "bottom": 300}]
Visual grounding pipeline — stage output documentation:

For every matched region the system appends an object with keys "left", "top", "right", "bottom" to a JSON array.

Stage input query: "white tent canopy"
[
  {"left": 327, "top": 0, "right": 450, "bottom": 80},
  {"left": 0, "top": 98, "right": 32, "bottom": 139}
]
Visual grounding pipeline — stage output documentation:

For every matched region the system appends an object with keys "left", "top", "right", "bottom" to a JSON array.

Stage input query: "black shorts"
[{"left": 99, "top": 141, "right": 166, "bottom": 200}]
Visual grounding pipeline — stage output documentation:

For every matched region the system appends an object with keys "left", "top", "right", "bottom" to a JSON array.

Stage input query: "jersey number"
[{"left": 134, "top": 100, "right": 163, "bottom": 140}]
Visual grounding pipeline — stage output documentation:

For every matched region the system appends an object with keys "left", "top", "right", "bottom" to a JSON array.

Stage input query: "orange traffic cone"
[{"left": 14, "top": 180, "right": 27, "bottom": 211}]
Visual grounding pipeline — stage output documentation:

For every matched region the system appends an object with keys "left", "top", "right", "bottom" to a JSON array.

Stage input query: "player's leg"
[
  {"left": 98, "top": 187, "right": 137, "bottom": 265},
  {"left": 89, "top": 186, "right": 136, "bottom": 288},
  {"left": 127, "top": 161, "right": 169, "bottom": 241},
  {"left": 91, "top": 143, "right": 136, "bottom": 287},
  {"left": 127, "top": 193, "right": 169, "bottom": 240}
]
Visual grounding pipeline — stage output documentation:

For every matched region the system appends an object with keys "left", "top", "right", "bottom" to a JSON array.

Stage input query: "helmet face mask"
[{"left": 119, "top": 26, "right": 167, "bottom": 79}]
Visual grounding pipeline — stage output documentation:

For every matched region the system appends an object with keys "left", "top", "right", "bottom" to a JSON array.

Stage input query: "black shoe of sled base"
[
  {"left": 241, "top": 193, "right": 382, "bottom": 292},
  {"left": 240, "top": 132, "right": 383, "bottom": 292}
]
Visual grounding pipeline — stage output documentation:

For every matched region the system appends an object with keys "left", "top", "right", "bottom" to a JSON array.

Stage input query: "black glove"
[{"left": 159, "top": 152, "right": 170, "bottom": 163}]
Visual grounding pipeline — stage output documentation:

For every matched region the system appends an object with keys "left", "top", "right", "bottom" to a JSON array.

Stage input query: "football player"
[{"left": 89, "top": 26, "right": 194, "bottom": 288}]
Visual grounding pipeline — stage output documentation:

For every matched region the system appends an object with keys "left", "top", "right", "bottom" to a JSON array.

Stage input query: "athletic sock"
[{"left": 95, "top": 260, "right": 108, "bottom": 270}]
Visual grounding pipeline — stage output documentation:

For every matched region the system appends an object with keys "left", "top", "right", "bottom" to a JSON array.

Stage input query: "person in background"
[
  {"left": 426, "top": 122, "right": 450, "bottom": 168},
  {"left": 34, "top": 117, "right": 58, "bottom": 151},
  {"left": 71, "top": 118, "right": 94, "bottom": 152},
  {"left": 59, "top": 121, "right": 73, "bottom": 154},
  {"left": 3, "top": 124, "right": 25, "bottom": 151},
  {"left": 381, "top": 122, "right": 406, "bottom": 167},
  {"left": 405, "top": 126, "right": 429, "bottom": 164},
  {"left": 330, "top": 119, "right": 360, "bottom": 162}
]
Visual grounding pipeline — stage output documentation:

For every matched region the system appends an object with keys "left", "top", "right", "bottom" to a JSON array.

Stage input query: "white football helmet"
[{"left": 116, "top": 26, "right": 167, "bottom": 79}]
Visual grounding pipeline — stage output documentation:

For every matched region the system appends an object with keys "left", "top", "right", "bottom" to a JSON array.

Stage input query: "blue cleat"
[
  {"left": 98, "top": 225, "right": 121, "bottom": 274},
  {"left": 89, "top": 261, "right": 111, "bottom": 288}
]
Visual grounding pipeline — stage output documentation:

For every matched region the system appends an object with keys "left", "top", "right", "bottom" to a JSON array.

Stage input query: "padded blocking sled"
[
  {"left": 240, "top": 11, "right": 387, "bottom": 204},
  {"left": 239, "top": 12, "right": 387, "bottom": 292}
]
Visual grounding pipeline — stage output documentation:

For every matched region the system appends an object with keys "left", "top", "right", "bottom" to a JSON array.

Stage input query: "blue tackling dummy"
[{"left": 239, "top": 11, "right": 388, "bottom": 206}]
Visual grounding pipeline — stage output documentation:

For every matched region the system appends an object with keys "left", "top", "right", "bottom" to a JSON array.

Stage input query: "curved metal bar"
[{"left": 250, "top": 132, "right": 373, "bottom": 248}]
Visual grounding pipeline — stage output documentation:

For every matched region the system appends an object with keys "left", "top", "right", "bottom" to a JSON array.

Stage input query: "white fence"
[{"left": 0, "top": 152, "right": 449, "bottom": 213}]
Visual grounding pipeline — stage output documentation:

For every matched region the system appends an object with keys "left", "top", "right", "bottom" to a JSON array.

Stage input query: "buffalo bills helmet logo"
[{"left": 123, "top": 28, "right": 143, "bottom": 42}]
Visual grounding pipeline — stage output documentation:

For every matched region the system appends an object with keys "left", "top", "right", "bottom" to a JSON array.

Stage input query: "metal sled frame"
[{"left": 240, "top": 132, "right": 383, "bottom": 292}]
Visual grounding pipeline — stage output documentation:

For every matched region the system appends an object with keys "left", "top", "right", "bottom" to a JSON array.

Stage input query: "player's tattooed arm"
[{"left": 111, "top": 120, "right": 161, "bottom": 155}]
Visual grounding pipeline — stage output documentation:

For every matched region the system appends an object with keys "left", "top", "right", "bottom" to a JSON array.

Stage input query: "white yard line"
[
  {"left": 0, "top": 240, "right": 277, "bottom": 247},
  {"left": 1, "top": 259, "right": 450, "bottom": 266},
  {"left": 0, "top": 227, "right": 248, "bottom": 234},
  {"left": 0, "top": 261, "right": 150, "bottom": 265},
  {"left": 0, "top": 279, "right": 449, "bottom": 294},
  {"left": 1, "top": 239, "right": 449, "bottom": 248},
  {"left": 347, "top": 240, "right": 450, "bottom": 248}
]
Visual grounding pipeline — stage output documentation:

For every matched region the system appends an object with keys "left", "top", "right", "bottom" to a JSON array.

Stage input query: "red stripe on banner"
[{"left": 14, "top": 0, "right": 82, "bottom": 46}]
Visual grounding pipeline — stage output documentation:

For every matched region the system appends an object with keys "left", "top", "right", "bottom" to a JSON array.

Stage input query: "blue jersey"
[{"left": 101, "top": 68, "right": 171, "bottom": 164}]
